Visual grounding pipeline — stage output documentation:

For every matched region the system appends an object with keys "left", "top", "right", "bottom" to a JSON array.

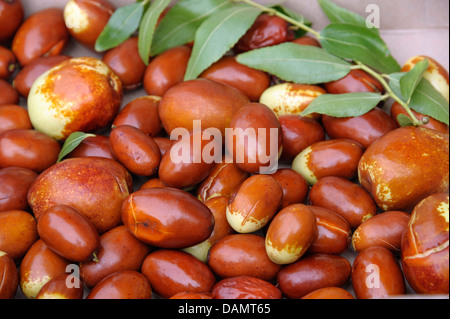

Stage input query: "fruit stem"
[
  {"left": 233, "top": 0, "right": 321, "bottom": 38},
  {"left": 352, "top": 61, "right": 422, "bottom": 126}
]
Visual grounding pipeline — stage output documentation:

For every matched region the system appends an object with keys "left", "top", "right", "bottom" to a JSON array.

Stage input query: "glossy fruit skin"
[
  {"left": 66, "top": 134, "right": 115, "bottom": 160},
  {"left": 0, "top": 210, "right": 38, "bottom": 261},
  {"left": 212, "top": 276, "right": 282, "bottom": 299},
  {"left": 141, "top": 249, "right": 216, "bottom": 299},
  {"left": 103, "top": 37, "right": 146, "bottom": 90},
  {"left": 292, "top": 139, "right": 364, "bottom": 185},
  {"left": 19, "top": 239, "right": 70, "bottom": 299},
  {"left": 140, "top": 177, "right": 166, "bottom": 190},
  {"left": 0, "top": 129, "right": 61, "bottom": 173},
  {"left": 291, "top": 36, "right": 321, "bottom": 47},
  {"left": 0, "top": 45, "right": 17, "bottom": 79},
  {"left": 324, "top": 69, "right": 384, "bottom": 94},
  {"left": 226, "top": 174, "right": 283, "bottom": 233},
  {"left": 27, "top": 56, "right": 123, "bottom": 141},
  {"left": 358, "top": 126, "right": 449, "bottom": 212},
  {"left": 0, "top": 104, "right": 32, "bottom": 134},
  {"left": 143, "top": 45, "right": 192, "bottom": 97},
  {"left": 308, "top": 206, "right": 352, "bottom": 255},
  {"left": 158, "top": 78, "right": 249, "bottom": 136},
  {"left": 265, "top": 204, "right": 317, "bottom": 265},
  {"left": 352, "top": 210, "right": 410, "bottom": 253},
  {"left": 390, "top": 101, "right": 449, "bottom": 135},
  {"left": 352, "top": 246, "right": 406, "bottom": 299},
  {"left": 226, "top": 102, "right": 283, "bottom": 174},
  {"left": 309, "top": 176, "right": 377, "bottom": 229},
  {"left": 12, "top": 8, "right": 69, "bottom": 66},
  {"left": 63, "top": 0, "right": 115, "bottom": 50},
  {"left": 196, "top": 159, "right": 249, "bottom": 202},
  {"left": 277, "top": 253, "right": 351, "bottom": 299},
  {"left": 322, "top": 107, "right": 399, "bottom": 149},
  {"left": 158, "top": 130, "right": 220, "bottom": 189},
  {"left": 0, "top": 0, "right": 24, "bottom": 43},
  {"left": 37, "top": 205, "right": 100, "bottom": 262},
  {"left": 183, "top": 196, "right": 235, "bottom": 263},
  {"left": 87, "top": 270, "right": 152, "bottom": 299},
  {"left": 35, "top": 273, "right": 83, "bottom": 299},
  {"left": 27, "top": 157, "right": 132, "bottom": 234},
  {"left": 112, "top": 95, "right": 162, "bottom": 137},
  {"left": 271, "top": 168, "right": 308, "bottom": 208},
  {"left": 402, "top": 55, "right": 449, "bottom": 102},
  {"left": 208, "top": 234, "right": 282, "bottom": 281},
  {"left": 0, "top": 252, "right": 18, "bottom": 299},
  {"left": 122, "top": 187, "right": 214, "bottom": 249},
  {"left": 153, "top": 137, "right": 174, "bottom": 156},
  {"left": 0, "top": 166, "right": 37, "bottom": 213},
  {"left": 79, "top": 225, "right": 151, "bottom": 289},
  {"left": 0, "top": 79, "right": 19, "bottom": 105},
  {"left": 301, "top": 287, "right": 354, "bottom": 299},
  {"left": 259, "top": 83, "right": 326, "bottom": 119},
  {"left": 234, "top": 13, "right": 294, "bottom": 53},
  {"left": 12, "top": 55, "right": 71, "bottom": 97},
  {"left": 401, "top": 193, "right": 449, "bottom": 294},
  {"left": 278, "top": 114, "right": 325, "bottom": 161},
  {"left": 109, "top": 125, "right": 161, "bottom": 176},
  {"left": 201, "top": 56, "right": 270, "bottom": 102}
]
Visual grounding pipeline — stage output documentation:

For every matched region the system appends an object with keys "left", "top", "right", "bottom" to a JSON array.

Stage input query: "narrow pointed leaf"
[
  {"left": 184, "top": 5, "right": 261, "bottom": 81},
  {"left": 301, "top": 92, "right": 383, "bottom": 117},
  {"left": 236, "top": 42, "right": 352, "bottom": 84},
  {"left": 95, "top": 2, "right": 144, "bottom": 52},
  {"left": 318, "top": 0, "right": 379, "bottom": 35},
  {"left": 389, "top": 72, "right": 449, "bottom": 125},
  {"left": 399, "top": 58, "right": 429, "bottom": 104},
  {"left": 396, "top": 113, "right": 415, "bottom": 127},
  {"left": 138, "top": 0, "right": 172, "bottom": 65},
  {"left": 320, "top": 23, "right": 400, "bottom": 73},
  {"left": 57, "top": 132, "right": 96, "bottom": 162},
  {"left": 151, "top": 0, "right": 233, "bottom": 56}
]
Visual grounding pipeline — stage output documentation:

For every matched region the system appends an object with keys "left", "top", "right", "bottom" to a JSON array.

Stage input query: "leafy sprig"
[{"left": 94, "top": 0, "right": 449, "bottom": 127}]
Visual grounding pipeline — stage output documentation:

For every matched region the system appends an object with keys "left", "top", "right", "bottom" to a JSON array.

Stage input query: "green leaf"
[
  {"left": 151, "top": 0, "right": 233, "bottom": 56},
  {"left": 184, "top": 5, "right": 261, "bottom": 81},
  {"left": 57, "top": 132, "right": 96, "bottom": 163},
  {"left": 389, "top": 72, "right": 449, "bottom": 125},
  {"left": 319, "top": 23, "right": 400, "bottom": 74},
  {"left": 318, "top": 0, "right": 379, "bottom": 35},
  {"left": 399, "top": 58, "right": 429, "bottom": 104},
  {"left": 301, "top": 92, "right": 383, "bottom": 117},
  {"left": 271, "top": 4, "right": 312, "bottom": 38},
  {"left": 236, "top": 42, "right": 352, "bottom": 84},
  {"left": 396, "top": 113, "right": 415, "bottom": 127},
  {"left": 95, "top": 2, "right": 145, "bottom": 52},
  {"left": 138, "top": 0, "right": 172, "bottom": 65}
]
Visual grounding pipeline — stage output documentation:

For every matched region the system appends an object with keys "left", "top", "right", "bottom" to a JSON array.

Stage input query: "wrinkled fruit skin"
[
  {"left": 27, "top": 56, "right": 122, "bottom": 141},
  {"left": 358, "top": 127, "right": 449, "bottom": 212},
  {"left": 401, "top": 193, "right": 449, "bottom": 294},
  {"left": 234, "top": 13, "right": 294, "bottom": 53}
]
